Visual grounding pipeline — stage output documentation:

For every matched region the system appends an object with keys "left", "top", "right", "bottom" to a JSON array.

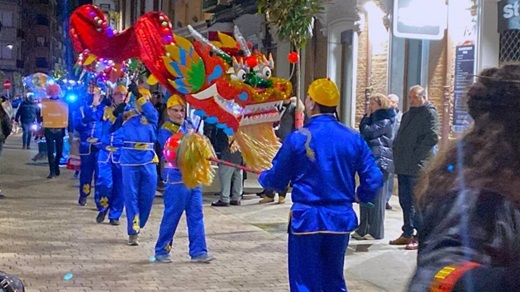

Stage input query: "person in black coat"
[
  {"left": 353, "top": 93, "right": 395, "bottom": 240},
  {"left": 15, "top": 95, "right": 40, "bottom": 149}
]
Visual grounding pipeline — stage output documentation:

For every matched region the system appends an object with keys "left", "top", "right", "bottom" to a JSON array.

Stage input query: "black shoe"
[
  {"left": 78, "top": 197, "right": 87, "bottom": 206},
  {"left": 27, "top": 146, "right": 31, "bottom": 150},
  {"left": 47, "top": 174, "right": 56, "bottom": 179},
  {"left": 109, "top": 219, "right": 120, "bottom": 226},
  {"left": 211, "top": 200, "right": 229, "bottom": 207},
  {"left": 96, "top": 210, "right": 108, "bottom": 223},
  {"left": 256, "top": 190, "right": 266, "bottom": 197},
  {"left": 230, "top": 200, "right": 241, "bottom": 206},
  {"left": 0, "top": 194, "right": 6, "bottom": 199},
  {"left": 55, "top": 168, "right": 60, "bottom": 176}
]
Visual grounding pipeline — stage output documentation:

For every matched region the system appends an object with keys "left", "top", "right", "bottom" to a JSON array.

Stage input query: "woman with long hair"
[
  {"left": 409, "top": 64, "right": 520, "bottom": 291},
  {"left": 352, "top": 93, "right": 395, "bottom": 240}
]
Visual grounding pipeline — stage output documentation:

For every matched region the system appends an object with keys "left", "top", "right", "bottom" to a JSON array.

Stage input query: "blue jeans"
[
  {"left": 21, "top": 123, "right": 32, "bottom": 148},
  {"left": 397, "top": 174, "right": 422, "bottom": 238}
]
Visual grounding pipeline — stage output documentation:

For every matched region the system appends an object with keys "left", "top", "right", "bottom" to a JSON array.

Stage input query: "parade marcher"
[
  {"left": 408, "top": 64, "right": 520, "bottom": 292},
  {"left": 154, "top": 94, "right": 214, "bottom": 263},
  {"left": 15, "top": 94, "right": 40, "bottom": 150},
  {"left": 258, "top": 78, "right": 383, "bottom": 292},
  {"left": 352, "top": 93, "right": 395, "bottom": 240},
  {"left": 112, "top": 84, "right": 158, "bottom": 246},
  {"left": 74, "top": 87, "right": 104, "bottom": 206},
  {"left": 94, "top": 85, "right": 127, "bottom": 225},
  {"left": 39, "top": 84, "right": 71, "bottom": 179}
]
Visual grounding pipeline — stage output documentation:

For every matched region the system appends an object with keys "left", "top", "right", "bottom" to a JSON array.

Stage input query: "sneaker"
[
  {"left": 96, "top": 210, "right": 108, "bottom": 223},
  {"left": 211, "top": 200, "right": 229, "bottom": 207},
  {"left": 405, "top": 240, "right": 419, "bottom": 250},
  {"left": 109, "top": 219, "right": 120, "bottom": 226},
  {"left": 389, "top": 234, "right": 413, "bottom": 245},
  {"left": 259, "top": 197, "right": 275, "bottom": 204},
  {"left": 47, "top": 173, "right": 56, "bottom": 179},
  {"left": 128, "top": 234, "right": 139, "bottom": 246},
  {"left": 155, "top": 254, "right": 172, "bottom": 263},
  {"left": 230, "top": 200, "right": 241, "bottom": 206},
  {"left": 78, "top": 197, "right": 87, "bottom": 206},
  {"left": 351, "top": 232, "right": 365, "bottom": 240},
  {"left": 278, "top": 196, "right": 286, "bottom": 204},
  {"left": 191, "top": 254, "right": 215, "bottom": 263}
]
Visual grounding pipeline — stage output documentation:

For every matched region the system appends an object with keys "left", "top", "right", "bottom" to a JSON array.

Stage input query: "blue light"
[{"left": 66, "top": 94, "right": 77, "bottom": 102}]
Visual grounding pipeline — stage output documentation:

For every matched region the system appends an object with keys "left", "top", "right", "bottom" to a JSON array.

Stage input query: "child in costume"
[
  {"left": 112, "top": 85, "right": 158, "bottom": 246},
  {"left": 94, "top": 85, "right": 127, "bottom": 225},
  {"left": 154, "top": 94, "right": 214, "bottom": 263}
]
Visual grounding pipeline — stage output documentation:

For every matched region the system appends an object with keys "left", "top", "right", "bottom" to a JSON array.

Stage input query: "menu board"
[{"left": 452, "top": 45, "right": 475, "bottom": 133}]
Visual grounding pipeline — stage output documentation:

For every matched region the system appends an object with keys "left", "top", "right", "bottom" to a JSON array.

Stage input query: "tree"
[{"left": 258, "top": 0, "right": 327, "bottom": 116}]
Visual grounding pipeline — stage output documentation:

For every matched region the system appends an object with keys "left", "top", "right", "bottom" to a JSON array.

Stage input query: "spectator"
[
  {"left": 385, "top": 94, "right": 403, "bottom": 210},
  {"left": 352, "top": 93, "right": 395, "bottom": 240},
  {"left": 408, "top": 64, "right": 520, "bottom": 292},
  {"left": 0, "top": 99, "right": 12, "bottom": 158},
  {"left": 15, "top": 94, "right": 40, "bottom": 149},
  {"left": 389, "top": 85, "right": 439, "bottom": 250}
]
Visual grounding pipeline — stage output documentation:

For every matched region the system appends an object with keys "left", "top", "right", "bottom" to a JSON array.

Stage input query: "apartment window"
[
  {"left": 0, "top": 11, "right": 13, "bottom": 27},
  {"left": 0, "top": 43, "right": 13, "bottom": 59},
  {"left": 35, "top": 57, "right": 48, "bottom": 68},
  {"left": 37, "top": 37, "right": 46, "bottom": 47},
  {"left": 36, "top": 14, "right": 49, "bottom": 26}
]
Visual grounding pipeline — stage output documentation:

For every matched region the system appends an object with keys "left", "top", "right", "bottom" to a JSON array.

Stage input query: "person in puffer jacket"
[
  {"left": 15, "top": 95, "right": 40, "bottom": 149},
  {"left": 353, "top": 93, "right": 395, "bottom": 240}
]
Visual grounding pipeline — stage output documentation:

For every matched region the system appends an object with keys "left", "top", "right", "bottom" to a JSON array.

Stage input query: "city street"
[{"left": 0, "top": 135, "right": 416, "bottom": 292}]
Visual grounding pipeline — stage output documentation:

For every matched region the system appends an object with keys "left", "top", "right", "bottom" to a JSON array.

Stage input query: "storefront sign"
[
  {"left": 393, "top": 0, "right": 447, "bottom": 40},
  {"left": 452, "top": 45, "right": 475, "bottom": 133},
  {"left": 498, "top": 0, "right": 520, "bottom": 32}
]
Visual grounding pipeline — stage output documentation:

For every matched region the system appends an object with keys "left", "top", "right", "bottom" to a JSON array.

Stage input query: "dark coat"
[
  {"left": 275, "top": 102, "right": 296, "bottom": 143},
  {"left": 359, "top": 108, "right": 395, "bottom": 173},
  {"left": 15, "top": 99, "right": 39, "bottom": 125},
  {"left": 393, "top": 102, "right": 440, "bottom": 176}
]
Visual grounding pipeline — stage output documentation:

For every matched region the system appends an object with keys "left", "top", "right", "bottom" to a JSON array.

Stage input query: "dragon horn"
[
  {"left": 187, "top": 25, "right": 231, "bottom": 61},
  {"left": 233, "top": 25, "right": 251, "bottom": 57}
]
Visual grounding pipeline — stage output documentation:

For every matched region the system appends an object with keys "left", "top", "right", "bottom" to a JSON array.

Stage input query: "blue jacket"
[
  {"left": 15, "top": 99, "right": 39, "bottom": 125},
  {"left": 97, "top": 104, "right": 126, "bottom": 163},
  {"left": 112, "top": 97, "right": 158, "bottom": 166},
  {"left": 74, "top": 103, "right": 104, "bottom": 154},
  {"left": 259, "top": 114, "right": 383, "bottom": 234},
  {"left": 159, "top": 119, "right": 194, "bottom": 183}
]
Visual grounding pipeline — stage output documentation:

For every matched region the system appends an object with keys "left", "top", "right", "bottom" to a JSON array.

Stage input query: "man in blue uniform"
[
  {"left": 94, "top": 85, "right": 127, "bottom": 225},
  {"left": 75, "top": 87, "right": 104, "bottom": 206},
  {"left": 258, "top": 78, "right": 383, "bottom": 292},
  {"left": 112, "top": 86, "right": 158, "bottom": 246},
  {"left": 154, "top": 94, "right": 214, "bottom": 263}
]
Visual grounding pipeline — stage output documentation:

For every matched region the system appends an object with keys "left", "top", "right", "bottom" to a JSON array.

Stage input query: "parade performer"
[
  {"left": 39, "top": 84, "right": 71, "bottom": 179},
  {"left": 408, "top": 65, "right": 520, "bottom": 291},
  {"left": 258, "top": 78, "right": 383, "bottom": 292},
  {"left": 74, "top": 86, "right": 103, "bottom": 206},
  {"left": 112, "top": 85, "right": 158, "bottom": 246},
  {"left": 154, "top": 94, "right": 214, "bottom": 263},
  {"left": 94, "top": 85, "right": 127, "bottom": 225}
]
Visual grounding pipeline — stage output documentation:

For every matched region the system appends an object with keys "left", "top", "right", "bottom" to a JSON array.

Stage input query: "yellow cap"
[
  {"left": 114, "top": 85, "right": 127, "bottom": 94},
  {"left": 167, "top": 94, "right": 185, "bottom": 108},
  {"left": 138, "top": 87, "right": 151, "bottom": 97},
  {"left": 307, "top": 78, "right": 340, "bottom": 107}
]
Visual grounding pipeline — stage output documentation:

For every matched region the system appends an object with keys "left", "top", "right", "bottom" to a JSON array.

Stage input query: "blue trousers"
[
  {"left": 288, "top": 232, "right": 349, "bottom": 292},
  {"left": 397, "top": 174, "right": 421, "bottom": 237},
  {"left": 95, "top": 153, "right": 124, "bottom": 220},
  {"left": 21, "top": 123, "right": 33, "bottom": 148},
  {"left": 155, "top": 183, "right": 207, "bottom": 258},
  {"left": 79, "top": 147, "right": 99, "bottom": 199},
  {"left": 122, "top": 164, "right": 157, "bottom": 235}
]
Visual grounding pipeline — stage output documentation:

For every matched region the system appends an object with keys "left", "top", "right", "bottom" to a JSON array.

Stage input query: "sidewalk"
[{"left": 0, "top": 136, "right": 416, "bottom": 292}]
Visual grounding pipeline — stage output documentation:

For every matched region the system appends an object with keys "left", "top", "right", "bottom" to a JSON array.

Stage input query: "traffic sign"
[{"left": 3, "top": 80, "right": 11, "bottom": 90}]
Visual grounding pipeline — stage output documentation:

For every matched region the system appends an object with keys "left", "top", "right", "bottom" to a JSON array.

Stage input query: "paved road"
[{"left": 0, "top": 136, "right": 416, "bottom": 292}]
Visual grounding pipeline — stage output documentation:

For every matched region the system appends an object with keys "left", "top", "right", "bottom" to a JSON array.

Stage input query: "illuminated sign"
[
  {"left": 498, "top": 0, "right": 520, "bottom": 32},
  {"left": 393, "top": 0, "right": 447, "bottom": 40}
]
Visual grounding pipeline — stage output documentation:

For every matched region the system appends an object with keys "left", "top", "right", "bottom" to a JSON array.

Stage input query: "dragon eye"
[
  {"left": 238, "top": 69, "right": 247, "bottom": 81},
  {"left": 262, "top": 67, "right": 272, "bottom": 79}
]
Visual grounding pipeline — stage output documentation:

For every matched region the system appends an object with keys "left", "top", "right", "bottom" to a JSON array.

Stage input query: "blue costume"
[
  {"left": 74, "top": 103, "right": 104, "bottom": 204},
  {"left": 94, "top": 105, "right": 125, "bottom": 221},
  {"left": 154, "top": 119, "right": 210, "bottom": 260},
  {"left": 113, "top": 96, "right": 158, "bottom": 236},
  {"left": 259, "top": 114, "right": 383, "bottom": 292}
]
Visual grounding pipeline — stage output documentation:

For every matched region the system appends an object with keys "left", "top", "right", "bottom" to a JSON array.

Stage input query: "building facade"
[{"left": 0, "top": 0, "right": 23, "bottom": 94}]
